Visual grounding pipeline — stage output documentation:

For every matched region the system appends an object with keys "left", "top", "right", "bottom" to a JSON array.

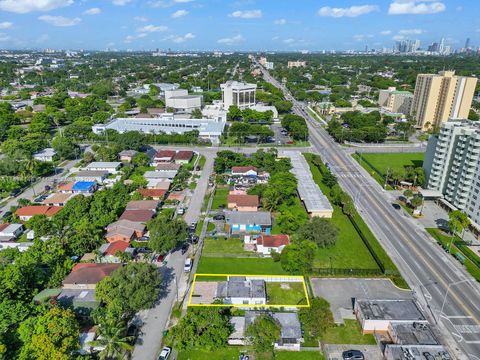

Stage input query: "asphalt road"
[{"left": 258, "top": 61, "right": 480, "bottom": 360}]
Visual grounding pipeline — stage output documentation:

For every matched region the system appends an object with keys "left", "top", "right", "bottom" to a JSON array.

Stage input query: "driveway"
[
  {"left": 310, "top": 278, "right": 412, "bottom": 323},
  {"left": 324, "top": 344, "right": 383, "bottom": 360}
]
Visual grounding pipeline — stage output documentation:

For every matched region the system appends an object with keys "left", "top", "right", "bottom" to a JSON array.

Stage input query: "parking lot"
[
  {"left": 270, "top": 123, "right": 291, "bottom": 145},
  {"left": 310, "top": 278, "right": 413, "bottom": 323},
  {"left": 323, "top": 344, "right": 383, "bottom": 360}
]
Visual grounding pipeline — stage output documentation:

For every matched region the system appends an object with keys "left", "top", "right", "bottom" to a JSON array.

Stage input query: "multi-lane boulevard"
[{"left": 259, "top": 62, "right": 480, "bottom": 359}]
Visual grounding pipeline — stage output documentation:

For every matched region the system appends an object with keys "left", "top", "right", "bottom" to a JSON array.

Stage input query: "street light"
[{"left": 439, "top": 279, "right": 477, "bottom": 317}]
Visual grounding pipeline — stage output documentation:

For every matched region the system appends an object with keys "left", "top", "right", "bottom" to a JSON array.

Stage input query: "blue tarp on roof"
[{"left": 72, "top": 181, "right": 96, "bottom": 191}]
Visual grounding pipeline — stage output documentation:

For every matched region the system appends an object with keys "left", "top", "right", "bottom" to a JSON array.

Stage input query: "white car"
[
  {"left": 184, "top": 258, "right": 192, "bottom": 272},
  {"left": 158, "top": 346, "right": 171, "bottom": 360}
]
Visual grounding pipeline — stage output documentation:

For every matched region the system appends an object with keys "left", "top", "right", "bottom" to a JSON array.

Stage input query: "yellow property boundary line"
[{"left": 188, "top": 273, "right": 310, "bottom": 308}]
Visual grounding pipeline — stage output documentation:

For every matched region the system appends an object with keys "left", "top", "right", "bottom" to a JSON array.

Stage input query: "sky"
[{"left": 0, "top": 0, "right": 478, "bottom": 51}]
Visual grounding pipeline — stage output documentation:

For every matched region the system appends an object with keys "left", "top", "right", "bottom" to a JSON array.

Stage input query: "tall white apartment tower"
[
  {"left": 220, "top": 81, "right": 257, "bottom": 110},
  {"left": 424, "top": 120, "right": 480, "bottom": 223}
]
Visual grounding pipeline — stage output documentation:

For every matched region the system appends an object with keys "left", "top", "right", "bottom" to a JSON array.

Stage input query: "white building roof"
[{"left": 85, "top": 162, "right": 121, "bottom": 169}]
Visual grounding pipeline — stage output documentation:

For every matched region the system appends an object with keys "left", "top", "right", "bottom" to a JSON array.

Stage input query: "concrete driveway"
[
  {"left": 324, "top": 344, "right": 383, "bottom": 360},
  {"left": 310, "top": 278, "right": 412, "bottom": 323}
]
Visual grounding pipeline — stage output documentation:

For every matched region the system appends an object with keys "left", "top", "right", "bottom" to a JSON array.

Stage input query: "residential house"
[
  {"left": 227, "top": 194, "right": 259, "bottom": 212},
  {"left": 144, "top": 170, "right": 177, "bottom": 181},
  {"left": 154, "top": 150, "right": 176, "bottom": 163},
  {"left": 150, "top": 180, "right": 171, "bottom": 190},
  {"left": 173, "top": 150, "right": 194, "bottom": 164},
  {"left": 156, "top": 163, "right": 181, "bottom": 172},
  {"left": 42, "top": 193, "right": 75, "bottom": 206},
  {"left": 229, "top": 312, "right": 303, "bottom": 351},
  {"left": 73, "top": 170, "right": 108, "bottom": 183},
  {"left": 33, "top": 148, "right": 56, "bottom": 162},
  {"left": 85, "top": 162, "right": 122, "bottom": 174},
  {"left": 16, "top": 205, "right": 63, "bottom": 221},
  {"left": 105, "top": 219, "right": 145, "bottom": 243},
  {"left": 125, "top": 200, "right": 159, "bottom": 213},
  {"left": 216, "top": 277, "right": 266, "bottom": 305},
  {"left": 225, "top": 211, "right": 272, "bottom": 235},
  {"left": 119, "top": 210, "right": 154, "bottom": 223},
  {"left": 231, "top": 166, "right": 257, "bottom": 177},
  {"left": 118, "top": 150, "right": 137, "bottom": 162},
  {"left": 97, "top": 241, "right": 134, "bottom": 263},
  {"left": 354, "top": 299, "right": 427, "bottom": 335},
  {"left": 59, "top": 181, "right": 97, "bottom": 194},
  {"left": 138, "top": 188, "right": 167, "bottom": 200},
  {"left": 255, "top": 234, "right": 289, "bottom": 255},
  {"left": 79, "top": 327, "right": 97, "bottom": 355},
  {"left": 0, "top": 223, "right": 24, "bottom": 241}
]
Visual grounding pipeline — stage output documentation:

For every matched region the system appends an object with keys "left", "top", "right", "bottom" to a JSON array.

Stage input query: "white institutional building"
[
  {"left": 424, "top": 120, "right": 480, "bottom": 224},
  {"left": 221, "top": 81, "right": 257, "bottom": 109}
]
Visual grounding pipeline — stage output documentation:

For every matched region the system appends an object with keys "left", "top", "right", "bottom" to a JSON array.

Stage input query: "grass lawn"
[
  {"left": 202, "top": 238, "right": 246, "bottom": 255},
  {"left": 178, "top": 349, "right": 325, "bottom": 360},
  {"left": 212, "top": 186, "right": 229, "bottom": 210},
  {"left": 426, "top": 228, "right": 480, "bottom": 282},
  {"left": 207, "top": 222, "right": 216, "bottom": 232},
  {"left": 197, "top": 257, "right": 288, "bottom": 275},
  {"left": 266, "top": 282, "right": 308, "bottom": 305},
  {"left": 322, "top": 320, "right": 376, "bottom": 345},
  {"left": 198, "top": 155, "right": 206, "bottom": 170}
]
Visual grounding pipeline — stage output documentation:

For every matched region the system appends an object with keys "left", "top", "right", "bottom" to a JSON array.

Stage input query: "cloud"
[
  {"left": 217, "top": 34, "right": 244, "bottom": 45},
  {"left": 388, "top": 1, "right": 446, "bottom": 15},
  {"left": 112, "top": 0, "right": 131, "bottom": 5},
  {"left": 171, "top": 32, "right": 195, "bottom": 43},
  {"left": 137, "top": 24, "right": 168, "bottom": 33},
  {"left": 398, "top": 28, "right": 424, "bottom": 35},
  {"left": 148, "top": 0, "right": 193, "bottom": 7},
  {"left": 171, "top": 9, "right": 188, "bottom": 18},
  {"left": 353, "top": 34, "right": 374, "bottom": 41},
  {"left": 380, "top": 30, "right": 392, "bottom": 35},
  {"left": 274, "top": 18, "right": 286, "bottom": 25},
  {"left": 134, "top": 16, "right": 148, "bottom": 22},
  {"left": 83, "top": 7, "right": 101, "bottom": 15},
  {"left": 0, "top": 33, "right": 10, "bottom": 41},
  {"left": 318, "top": 5, "right": 379, "bottom": 17},
  {"left": 0, "top": 0, "right": 72, "bottom": 13},
  {"left": 283, "top": 38, "right": 295, "bottom": 44},
  {"left": 230, "top": 9, "right": 262, "bottom": 19},
  {"left": 38, "top": 15, "right": 81, "bottom": 27},
  {"left": 0, "top": 21, "right": 13, "bottom": 29}
]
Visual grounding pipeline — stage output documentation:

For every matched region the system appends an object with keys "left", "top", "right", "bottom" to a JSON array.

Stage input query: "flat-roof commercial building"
[
  {"left": 165, "top": 89, "right": 203, "bottom": 113},
  {"left": 424, "top": 120, "right": 480, "bottom": 224},
  {"left": 287, "top": 61, "right": 307, "bottom": 68},
  {"left": 384, "top": 345, "right": 451, "bottom": 360},
  {"left": 284, "top": 151, "right": 333, "bottom": 218},
  {"left": 221, "top": 81, "right": 257, "bottom": 110},
  {"left": 378, "top": 87, "right": 413, "bottom": 115},
  {"left": 92, "top": 116, "right": 225, "bottom": 145},
  {"left": 411, "top": 70, "right": 477, "bottom": 131}
]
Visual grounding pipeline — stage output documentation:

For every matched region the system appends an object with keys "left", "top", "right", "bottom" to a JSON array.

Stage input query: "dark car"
[
  {"left": 189, "top": 222, "right": 197, "bottom": 231},
  {"left": 189, "top": 235, "right": 199, "bottom": 244},
  {"left": 392, "top": 203, "right": 401, "bottom": 210},
  {"left": 342, "top": 350, "right": 364, "bottom": 360},
  {"left": 181, "top": 243, "right": 189, "bottom": 255},
  {"left": 1, "top": 211, "right": 12, "bottom": 219},
  {"left": 137, "top": 248, "right": 152, "bottom": 254},
  {"left": 213, "top": 214, "right": 225, "bottom": 221},
  {"left": 9, "top": 189, "right": 21, "bottom": 197}
]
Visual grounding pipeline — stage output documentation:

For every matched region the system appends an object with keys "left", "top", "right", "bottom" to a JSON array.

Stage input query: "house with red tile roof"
[
  {"left": 255, "top": 234, "right": 290, "bottom": 255},
  {"left": 16, "top": 206, "right": 63, "bottom": 221},
  {"left": 125, "top": 200, "right": 159, "bottom": 212},
  {"left": 227, "top": 194, "right": 259, "bottom": 212},
  {"left": 138, "top": 188, "right": 167, "bottom": 200},
  {"left": 105, "top": 219, "right": 145, "bottom": 243},
  {"left": 231, "top": 166, "right": 257, "bottom": 177},
  {"left": 62, "top": 263, "right": 121, "bottom": 290},
  {"left": 119, "top": 209, "right": 154, "bottom": 223},
  {"left": 154, "top": 150, "right": 176, "bottom": 163},
  {"left": 97, "top": 241, "right": 133, "bottom": 263},
  {"left": 173, "top": 150, "right": 194, "bottom": 164}
]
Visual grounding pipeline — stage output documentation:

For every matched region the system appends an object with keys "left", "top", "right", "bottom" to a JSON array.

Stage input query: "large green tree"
[
  {"left": 299, "top": 297, "right": 334, "bottom": 341},
  {"left": 280, "top": 240, "right": 317, "bottom": 274},
  {"left": 148, "top": 216, "right": 188, "bottom": 254},
  {"left": 245, "top": 314, "right": 281, "bottom": 353},
  {"left": 89, "top": 318, "right": 134, "bottom": 360},
  {"left": 297, "top": 217, "right": 339, "bottom": 248}
]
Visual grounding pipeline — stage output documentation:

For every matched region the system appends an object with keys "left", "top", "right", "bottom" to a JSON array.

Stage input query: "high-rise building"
[
  {"left": 465, "top": 38, "right": 471, "bottom": 49},
  {"left": 424, "top": 120, "right": 480, "bottom": 224},
  {"left": 220, "top": 81, "right": 257, "bottom": 109},
  {"left": 411, "top": 70, "right": 478, "bottom": 130},
  {"left": 378, "top": 87, "right": 414, "bottom": 114}
]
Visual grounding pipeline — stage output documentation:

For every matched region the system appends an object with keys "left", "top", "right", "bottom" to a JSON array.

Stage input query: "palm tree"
[{"left": 89, "top": 318, "right": 134, "bottom": 360}]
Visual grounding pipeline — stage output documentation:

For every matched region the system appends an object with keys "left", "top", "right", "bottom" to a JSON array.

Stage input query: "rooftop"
[
  {"left": 385, "top": 344, "right": 451, "bottom": 360},
  {"left": 119, "top": 209, "right": 154, "bottom": 223},
  {"left": 42, "top": 193, "right": 74, "bottom": 205},
  {"left": 16, "top": 205, "right": 63, "bottom": 217},
  {"left": 228, "top": 194, "right": 259, "bottom": 207},
  {"left": 231, "top": 166, "right": 257, "bottom": 174},
  {"left": 85, "top": 162, "right": 121, "bottom": 169},
  {"left": 72, "top": 181, "right": 96, "bottom": 191},
  {"left": 257, "top": 234, "right": 289, "bottom": 248},
  {"left": 225, "top": 211, "right": 271, "bottom": 226},
  {"left": 244, "top": 312, "right": 302, "bottom": 340},
  {"left": 173, "top": 150, "right": 194, "bottom": 161},
  {"left": 390, "top": 322, "right": 438, "bottom": 345},
  {"left": 155, "top": 150, "right": 176, "bottom": 159},
  {"left": 156, "top": 163, "right": 181, "bottom": 171},
  {"left": 138, "top": 188, "right": 167, "bottom": 198},
  {"left": 125, "top": 200, "right": 159, "bottom": 211},
  {"left": 217, "top": 279, "right": 266, "bottom": 299},
  {"left": 356, "top": 299, "right": 426, "bottom": 321},
  {"left": 74, "top": 170, "right": 109, "bottom": 178},
  {"left": 63, "top": 263, "right": 121, "bottom": 286}
]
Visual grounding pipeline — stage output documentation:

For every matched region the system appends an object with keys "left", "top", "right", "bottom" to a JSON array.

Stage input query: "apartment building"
[
  {"left": 378, "top": 87, "right": 414, "bottom": 115},
  {"left": 411, "top": 71, "right": 477, "bottom": 130},
  {"left": 424, "top": 120, "right": 480, "bottom": 223},
  {"left": 220, "top": 81, "right": 257, "bottom": 109},
  {"left": 287, "top": 61, "right": 307, "bottom": 68}
]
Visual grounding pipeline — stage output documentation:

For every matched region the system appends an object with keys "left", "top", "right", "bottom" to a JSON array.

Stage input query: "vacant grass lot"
[
  {"left": 212, "top": 186, "right": 229, "bottom": 210},
  {"left": 322, "top": 320, "right": 376, "bottom": 345},
  {"left": 178, "top": 349, "right": 325, "bottom": 360},
  {"left": 266, "top": 282, "right": 307, "bottom": 305},
  {"left": 197, "top": 257, "right": 288, "bottom": 275},
  {"left": 355, "top": 152, "right": 424, "bottom": 176},
  {"left": 202, "top": 238, "right": 246, "bottom": 255}
]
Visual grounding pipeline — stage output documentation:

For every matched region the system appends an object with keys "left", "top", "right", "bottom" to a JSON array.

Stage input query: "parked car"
[
  {"left": 177, "top": 207, "right": 185, "bottom": 215},
  {"left": 158, "top": 346, "right": 171, "bottom": 360},
  {"left": 392, "top": 203, "right": 401, "bottom": 210},
  {"left": 1, "top": 211, "right": 12, "bottom": 219},
  {"left": 189, "top": 222, "right": 197, "bottom": 231},
  {"left": 213, "top": 214, "right": 225, "bottom": 221},
  {"left": 9, "top": 189, "right": 21, "bottom": 197},
  {"left": 342, "top": 350, "right": 364, "bottom": 360},
  {"left": 181, "top": 243, "right": 189, "bottom": 255},
  {"left": 137, "top": 248, "right": 152, "bottom": 254},
  {"left": 184, "top": 258, "right": 192, "bottom": 272},
  {"left": 189, "top": 234, "right": 199, "bottom": 244}
]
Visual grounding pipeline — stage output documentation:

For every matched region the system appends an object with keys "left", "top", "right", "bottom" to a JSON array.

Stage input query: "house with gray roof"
[
  {"left": 225, "top": 211, "right": 272, "bottom": 235},
  {"left": 216, "top": 277, "right": 266, "bottom": 305}
]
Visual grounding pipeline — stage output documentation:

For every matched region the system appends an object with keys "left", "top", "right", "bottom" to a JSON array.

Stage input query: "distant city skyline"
[{"left": 0, "top": 0, "right": 478, "bottom": 51}]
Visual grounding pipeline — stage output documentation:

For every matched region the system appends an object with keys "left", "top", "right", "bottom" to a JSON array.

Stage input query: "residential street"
[{"left": 259, "top": 61, "right": 480, "bottom": 360}]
